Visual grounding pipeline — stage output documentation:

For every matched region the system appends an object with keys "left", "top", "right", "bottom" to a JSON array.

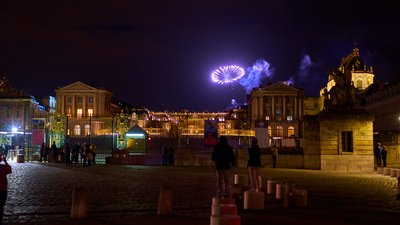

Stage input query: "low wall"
[{"left": 174, "top": 149, "right": 306, "bottom": 169}]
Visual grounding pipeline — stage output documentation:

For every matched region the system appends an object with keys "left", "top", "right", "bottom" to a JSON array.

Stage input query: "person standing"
[
  {"left": 271, "top": 145, "right": 279, "bottom": 168},
  {"left": 90, "top": 143, "right": 96, "bottom": 165},
  {"left": 51, "top": 141, "right": 58, "bottom": 162},
  {"left": 381, "top": 145, "right": 388, "bottom": 167},
  {"left": 0, "top": 153, "right": 11, "bottom": 225},
  {"left": 64, "top": 143, "right": 71, "bottom": 166},
  {"left": 374, "top": 143, "right": 382, "bottom": 167},
  {"left": 211, "top": 136, "right": 235, "bottom": 197},
  {"left": 247, "top": 137, "right": 261, "bottom": 191}
]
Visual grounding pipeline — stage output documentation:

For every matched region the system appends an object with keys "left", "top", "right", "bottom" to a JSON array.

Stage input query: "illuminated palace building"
[{"left": 1, "top": 48, "right": 399, "bottom": 168}]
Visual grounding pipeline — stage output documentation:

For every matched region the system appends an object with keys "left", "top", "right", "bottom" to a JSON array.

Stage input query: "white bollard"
[
  {"left": 276, "top": 182, "right": 284, "bottom": 199},
  {"left": 267, "top": 180, "right": 277, "bottom": 195},
  {"left": 210, "top": 197, "right": 241, "bottom": 225}
]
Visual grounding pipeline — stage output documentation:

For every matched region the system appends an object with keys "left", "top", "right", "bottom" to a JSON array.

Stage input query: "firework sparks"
[{"left": 211, "top": 65, "right": 245, "bottom": 84}]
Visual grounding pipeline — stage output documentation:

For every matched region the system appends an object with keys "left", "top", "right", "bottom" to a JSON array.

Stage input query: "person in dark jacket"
[
  {"left": 381, "top": 145, "right": 388, "bottom": 167},
  {"left": 248, "top": 137, "right": 261, "bottom": 191},
  {"left": 211, "top": 136, "right": 235, "bottom": 197},
  {"left": 374, "top": 143, "right": 382, "bottom": 167}
]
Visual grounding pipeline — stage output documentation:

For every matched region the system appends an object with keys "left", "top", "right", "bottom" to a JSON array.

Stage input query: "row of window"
[
  {"left": 67, "top": 108, "right": 93, "bottom": 117},
  {"left": 67, "top": 96, "right": 94, "bottom": 103},
  {"left": 68, "top": 124, "right": 91, "bottom": 136},
  {"left": 268, "top": 126, "right": 295, "bottom": 137}
]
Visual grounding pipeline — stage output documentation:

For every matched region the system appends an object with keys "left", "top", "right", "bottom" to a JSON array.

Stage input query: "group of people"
[
  {"left": 161, "top": 144, "right": 175, "bottom": 166},
  {"left": 211, "top": 136, "right": 279, "bottom": 197},
  {"left": 0, "top": 142, "right": 11, "bottom": 161},
  {"left": 374, "top": 142, "right": 388, "bottom": 167},
  {"left": 40, "top": 141, "right": 97, "bottom": 167}
]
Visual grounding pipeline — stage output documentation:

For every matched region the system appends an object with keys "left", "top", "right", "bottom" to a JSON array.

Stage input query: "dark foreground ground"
[{"left": 4, "top": 162, "right": 400, "bottom": 225}]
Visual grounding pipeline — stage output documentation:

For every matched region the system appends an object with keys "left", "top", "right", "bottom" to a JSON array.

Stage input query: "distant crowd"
[{"left": 39, "top": 141, "right": 97, "bottom": 167}]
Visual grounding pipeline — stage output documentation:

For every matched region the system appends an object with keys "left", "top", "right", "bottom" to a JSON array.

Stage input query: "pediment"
[
  {"left": 57, "top": 81, "right": 98, "bottom": 92},
  {"left": 259, "top": 82, "right": 301, "bottom": 94}
]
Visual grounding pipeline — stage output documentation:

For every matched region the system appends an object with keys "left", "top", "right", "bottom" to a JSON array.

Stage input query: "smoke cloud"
[
  {"left": 239, "top": 59, "right": 274, "bottom": 94},
  {"left": 287, "top": 53, "right": 314, "bottom": 85}
]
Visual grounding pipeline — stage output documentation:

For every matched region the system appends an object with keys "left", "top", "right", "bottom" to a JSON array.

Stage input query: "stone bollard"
[
  {"left": 243, "top": 191, "right": 264, "bottom": 210},
  {"left": 210, "top": 197, "right": 240, "bottom": 225},
  {"left": 157, "top": 186, "right": 172, "bottom": 215},
  {"left": 377, "top": 167, "right": 384, "bottom": 174},
  {"left": 234, "top": 174, "right": 248, "bottom": 187},
  {"left": 276, "top": 182, "right": 284, "bottom": 199},
  {"left": 284, "top": 181, "right": 295, "bottom": 207},
  {"left": 71, "top": 187, "right": 87, "bottom": 219},
  {"left": 293, "top": 189, "right": 308, "bottom": 207},
  {"left": 383, "top": 168, "right": 391, "bottom": 176},
  {"left": 267, "top": 180, "right": 277, "bottom": 195},
  {"left": 390, "top": 169, "right": 399, "bottom": 178}
]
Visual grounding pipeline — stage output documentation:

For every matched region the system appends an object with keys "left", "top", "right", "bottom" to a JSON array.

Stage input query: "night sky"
[{"left": 1, "top": 0, "right": 399, "bottom": 112}]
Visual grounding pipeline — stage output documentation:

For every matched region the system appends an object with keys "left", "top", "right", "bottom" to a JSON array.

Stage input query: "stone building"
[
  {"left": 248, "top": 82, "right": 304, "bottom": 149},
  {"left": 0, "top": 77, "right": 46, "bottom": 161},
  {"left": 360, "top": 82, "right": 400, "bottom": 167},
  {"left": 303, "top": 48, "right": 375, "bottom": 172}
]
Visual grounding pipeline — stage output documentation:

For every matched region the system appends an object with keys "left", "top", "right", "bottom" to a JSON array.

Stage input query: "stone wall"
[{"left": 318, "top": 109, "right": 374, "bottom": 172}]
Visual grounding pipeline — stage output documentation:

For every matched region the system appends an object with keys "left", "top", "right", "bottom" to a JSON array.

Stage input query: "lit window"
[
  {"left": 287, "top": 115, "right": 293, "bottom": 121},
  {"left": 74, "top": 125, "right": 81, "bottom": 135},
  {"left": 288, "top": 126, "right": 295, "bottom": 137},
  {"left": 265, "top": 116, "right": 270, "bottom": 121},
  {"left": 276, "top": 126, "right": 283, "bottom": 137},
  {"left": 88, "top": 109, "right": 93, "bottom": 117},
  {"left": 85, "top": 124, "right": 90, "bottom": 135},
  {"left": 77, "top": 109, "right": 83, "bottom": 118},
  {"left": 268, "top": 126, "right": 272, "bottom": 137}
]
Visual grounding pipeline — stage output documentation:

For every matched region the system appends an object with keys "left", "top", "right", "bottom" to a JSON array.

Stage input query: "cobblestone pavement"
[{"left": 3, "top": 162, "right": 400, "bottom": 225}]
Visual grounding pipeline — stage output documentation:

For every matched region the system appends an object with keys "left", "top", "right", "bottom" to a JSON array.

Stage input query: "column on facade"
[
  {"left": 294, "top": 97, "right": 298, "bottom": 120},
  {"left": 82, "top": 94, "right": 86, "bottom": 117},
  {"left": 258, "top": 96, "right": 263, "bottom": 120},
  {"left": 72, "top": 94, "right": 75, "bottom": 117},
  {"left": 60, "top": 94, "right": 65, "bottom": 115},
  {"left": 252, "top": 97, "right": 258, "bottom": 121},
  {"left": 93, "top": 93, "right": 97, "bottom": 117},
  {"left": 283, "top": 96, "right": 286, "bottom": 120},
  {"left": 271, "top": 96, "right": 275, "bottom": 120}
]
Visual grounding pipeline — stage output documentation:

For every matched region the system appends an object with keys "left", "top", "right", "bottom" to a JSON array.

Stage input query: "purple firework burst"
[{"left": 211, "top": 65, "right": 245, "bottom": 84}]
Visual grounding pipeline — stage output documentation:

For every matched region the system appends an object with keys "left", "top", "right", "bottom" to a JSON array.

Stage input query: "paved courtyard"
[{"left": 3, "top": 161, "right": 400, "bottom": 225}]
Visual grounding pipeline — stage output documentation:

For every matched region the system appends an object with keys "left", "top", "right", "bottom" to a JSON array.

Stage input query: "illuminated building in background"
[
  {"left": 320, "top": 48, "right": 375, "bottom": 96},
  {"left": 0, "top": 77, "right": 44, "bottom": 161},
  {"left": 248, "top": 82, "right": 304, "bottom": 149}
]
